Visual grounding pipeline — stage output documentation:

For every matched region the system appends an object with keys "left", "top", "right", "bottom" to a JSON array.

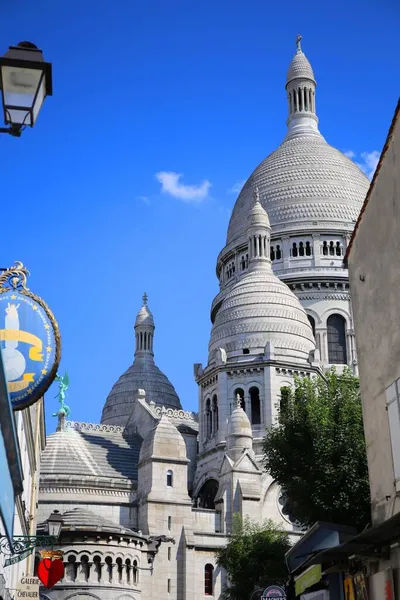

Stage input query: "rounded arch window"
[
  {"left": 197, "top": 479, "right": 219, "bottom": 509},
  {"left": 167, "top": 469, "right": 173, "bottom": 487},
  {"left": 327, "top": 314, "right": 347, "bottom": 364},
  {"left": 307, "top": 315, "right": 316, "bottom": 338},
  {"left": 249, "top": 387, "right": 261, "bottom": 425},
  {"left": 204, "top": 563, "right": 214, "bottom": 595},
  {"left": 212, "top": 394, "right": 219, "bottom": 433}
]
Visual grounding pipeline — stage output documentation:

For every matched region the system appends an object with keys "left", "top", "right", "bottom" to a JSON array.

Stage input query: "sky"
[{"left": 0, "top": 0, "right": 398, "bottom": 432}]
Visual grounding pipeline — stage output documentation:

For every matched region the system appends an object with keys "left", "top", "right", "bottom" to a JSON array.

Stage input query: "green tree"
[
  {"left": 263, "top": 367, "right": 370, "bottom": 531},
  {"left": 216, "top": 515, "right": 290, "bottom": 600}
]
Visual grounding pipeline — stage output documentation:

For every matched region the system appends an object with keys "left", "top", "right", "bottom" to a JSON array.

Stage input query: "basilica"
[{"left": 37, "top": 37, "right": 370, "bottom": 600}]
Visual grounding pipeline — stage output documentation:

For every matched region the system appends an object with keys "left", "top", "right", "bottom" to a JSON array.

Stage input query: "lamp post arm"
[{"left": 0, "top": 125, "right": 22, "bottom": 137}]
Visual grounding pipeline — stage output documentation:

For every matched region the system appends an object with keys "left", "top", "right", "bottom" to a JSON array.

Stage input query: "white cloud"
[
  {"left": 155, "top": 171, "right": 211, "bottom": 203},
  {"left": 229, "top": 180, "right": 246, "bottom": 194},
  {"left": 344, "top": 149, "right": 380, "bottom": 180}
]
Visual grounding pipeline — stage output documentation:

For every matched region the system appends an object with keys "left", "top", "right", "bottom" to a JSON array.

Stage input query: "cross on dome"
[
  {"left": 296, "top": 34, "right": 303, "bottom": 52},
  {"left": 142, "top": 292, "right": 148, "bottom": 306},
  {"left": 253, "top": 187, "right": 260, "bottom": 204}
]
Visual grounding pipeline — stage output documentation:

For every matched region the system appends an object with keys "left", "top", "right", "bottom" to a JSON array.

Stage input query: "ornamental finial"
[
  {"left": 253, "top": 187, "right": 260, "bottom": 204},
  {"left": 296, "top": 34, "right": 302, "bottom": 52},
  {"left": 142, "top": 292, "right": 148, "bottom": 306}
]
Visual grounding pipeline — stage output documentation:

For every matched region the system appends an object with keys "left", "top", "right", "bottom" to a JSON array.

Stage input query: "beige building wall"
[
  {"left": 0, "top": 399, "right": 46, "bottom": 598},
  {"left": 347, "top": 101, "right": 400, "bottom": 525}
]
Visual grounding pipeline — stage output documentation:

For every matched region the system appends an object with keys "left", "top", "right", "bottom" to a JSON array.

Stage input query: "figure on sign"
[
  {"left": 2, "top": 302, "right": 26, "bottom": 381},
  {"left": 53, "top": 372, "right": 71, "bottom": 418}
]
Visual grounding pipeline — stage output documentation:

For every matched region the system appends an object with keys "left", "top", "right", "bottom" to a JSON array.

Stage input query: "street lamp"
[
  {"left": 0, "top": 41, "right": 52, "bottom": 137},
  {"left": 46, "top": 510, "right": 63, "bottom": 538}
]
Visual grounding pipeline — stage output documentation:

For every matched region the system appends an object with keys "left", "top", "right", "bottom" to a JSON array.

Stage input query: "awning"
[{"left": 308, "top": 511, "right": 400, "bottom": 567}]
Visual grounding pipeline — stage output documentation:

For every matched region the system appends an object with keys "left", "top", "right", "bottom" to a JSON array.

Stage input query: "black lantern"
[
  {"left": 0, "top": 41, "right": 52, "bottom": 136},
  {"left": 46, "top": 510, "right": 63, "bottom": 538}
]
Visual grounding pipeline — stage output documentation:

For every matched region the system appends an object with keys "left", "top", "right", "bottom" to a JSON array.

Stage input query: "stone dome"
[
  {"left": 101, "top": 295, "right": 181, "bottom": 426},
  {"left": 226, "top": 134, "right": 370, "bottom": 245},
  {"left": 286, "top": 49, "right": 315, "bottom": 83},
  {"left": 209, "top": 269, "right": 315, "bottom": 363},
  {"left": 225, "top": 37, "right": 370, "bottom": 247}
]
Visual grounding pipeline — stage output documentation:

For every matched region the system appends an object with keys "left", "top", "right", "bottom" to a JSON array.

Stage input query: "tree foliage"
[
  {"left": 263, "top": 367, "right": 370, "bottom": 531},
  {"left": 216, "top": 515, "right": 290, "bottom": 600}
]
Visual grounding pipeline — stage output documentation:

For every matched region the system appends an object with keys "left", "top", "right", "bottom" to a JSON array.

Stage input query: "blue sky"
[{"left": 0, "top": 0, "right": 398, "bottom": 431}]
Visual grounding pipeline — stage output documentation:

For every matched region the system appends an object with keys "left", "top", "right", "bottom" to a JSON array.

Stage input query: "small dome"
[
  {"left": 139, "top": 414, "right": 188, "bottom": 463},
  {"left": 247, "top": 193, "right": 270, "bottom": 229},
  {"left": 286, "top": 50, "right": 315, "bottom": 84},
  {"left": 101, "top": 295, "right": 181, "bottom": 426},
  {"left": 57, "top": 507, "right": 137, "bottom": 534},
  {"left": 135, "top": 304, "right": 154, "bottom": 327},
  {"left": 228, "top": 401, "right": 252, "bottom": 438},
  {"left": 101, "top": 361, "right": 181, "bottom": 425},
  {"left": 209, "top": 270, "right": 314, "bottom": 363}
]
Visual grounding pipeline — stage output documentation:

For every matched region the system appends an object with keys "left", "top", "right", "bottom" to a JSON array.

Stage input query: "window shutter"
[{"left": 386, "top": 382, "right": 400, "bottom": 485}]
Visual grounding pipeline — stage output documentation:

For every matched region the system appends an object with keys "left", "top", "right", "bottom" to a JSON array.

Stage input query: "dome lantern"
[
  {"left": 246, "top": 187, "right": 272, "bottom": 273},
  {"left": 134, "top": 292, "right": 155, "bottom": 358},
  {"left": 285, "top": 35, "right": 320, "bottom": 140}
]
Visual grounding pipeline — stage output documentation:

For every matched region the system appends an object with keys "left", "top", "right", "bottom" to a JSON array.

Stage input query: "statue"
[{"left": 52, "top": 372, "right": 71, "bottom": 418}]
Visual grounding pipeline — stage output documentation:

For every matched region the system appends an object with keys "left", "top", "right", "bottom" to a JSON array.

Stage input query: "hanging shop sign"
[
  {"left": 16, "top": 577, "right": 40, "bottom": 599},
  {"left": 0, "top": 262, "right": 61, "bottom": 410},
  {"left": 262, "top": 585, "right": 286, "bottom": 599}
]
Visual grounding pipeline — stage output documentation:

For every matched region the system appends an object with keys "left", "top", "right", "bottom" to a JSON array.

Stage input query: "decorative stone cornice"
[
  {"left": 200, "top": 374, "right": 218, "bottom": 390},
  {"left": 153, "top": 406, "right": 197, "bottom": 421},
  {"left": 66, "top": 421, "right": 125, "bottom": 434},
  {"left": 275, "top": 367, "right": 312, "bottom": 377},
  {"left": 226, "top": 367, "right": 263, "bottom": 378}
]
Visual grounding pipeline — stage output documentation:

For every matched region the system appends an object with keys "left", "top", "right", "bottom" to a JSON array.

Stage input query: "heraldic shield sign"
[{"left": 0, "top": 262, "right": 61, "bottom": 411}]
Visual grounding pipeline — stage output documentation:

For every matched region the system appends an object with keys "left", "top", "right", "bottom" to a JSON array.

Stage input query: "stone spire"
[
  {"left": 226, "top": 396, "right": 253, "bottom": 462},
  {"left": 285, "top": 35, "right": 320, "bottom": 140},
  {"left": 246, "top": 188, "right": 272, "bottom": 272},
  {"left": 134, "top": 293, "right": 155, "bottom": 359}
]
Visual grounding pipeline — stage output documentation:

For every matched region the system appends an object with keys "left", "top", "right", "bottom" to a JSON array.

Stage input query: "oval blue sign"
[{"left": 0, "top": 262, "right": 60, "bottom": 411}]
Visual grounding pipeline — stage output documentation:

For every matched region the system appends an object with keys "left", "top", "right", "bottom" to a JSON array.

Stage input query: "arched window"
[
  {"left": 292, "top": 242, "right": 298, "bottom": 257},
  {"left": 299, "top": 241, "right": 305, "bottom": 256},
  {"left": 270, "top": 246, "right": 275, "bottom": 261},
  {"left": 327, "top": 314, "right": 347, "bottom": 364},
  {"left": 197, "top": 479, "right": 219, "bottom": 509},
  {"left": 133, "top": 559, "right": 138, "bottom": 584},
  {"left": 307, "top": 315, "right": 316, "bottom": 338},
  {"left": 167, "top": 470, "right": 173, "bottom": 487},
  {"left": 234, "top": 388, "right": 245, "bottom": 411},
  {"left": 204, "top": 564, "right": 214, "bottom": 595},
  {"left": 212, "top": 395, "right": 219, "bottom": 433},
  {"left": 250, "top": 387, "right": 261, "bottom": 425},
  {"left": 298, "top": 87, "right": 303, "bottom": 111},
  {"left": 245, "top": 253, "right": 249, "bottom": 268},
  {"left": 336, "top": 241, "right": 342, "bottom": 256},
  {"left": 322, "top": 241, "right": 328, "bottom": 255},
  {"left": 240, "top": 255, "right": 246, "bottom": 270},
  {"left": 305, "top": 241, "right": 312, "bottom": 256},
  {"left": 276, "top": 245, "right": 282, "bottom": 260},
  {"left": 329, "top": 241, "right": 335, "bottom": 256},
  {"left": 205, "top": 398, "right": 212, "bottom": 438}
]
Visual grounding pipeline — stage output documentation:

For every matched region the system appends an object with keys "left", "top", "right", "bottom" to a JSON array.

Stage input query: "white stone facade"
[{"left": 37, "top": 38, "right": 369, "bottom": 600}]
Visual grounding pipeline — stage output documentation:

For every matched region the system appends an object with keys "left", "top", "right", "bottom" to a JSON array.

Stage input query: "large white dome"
[{"left": 227, "top": 134, "right": 370, "bottom": 246}]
